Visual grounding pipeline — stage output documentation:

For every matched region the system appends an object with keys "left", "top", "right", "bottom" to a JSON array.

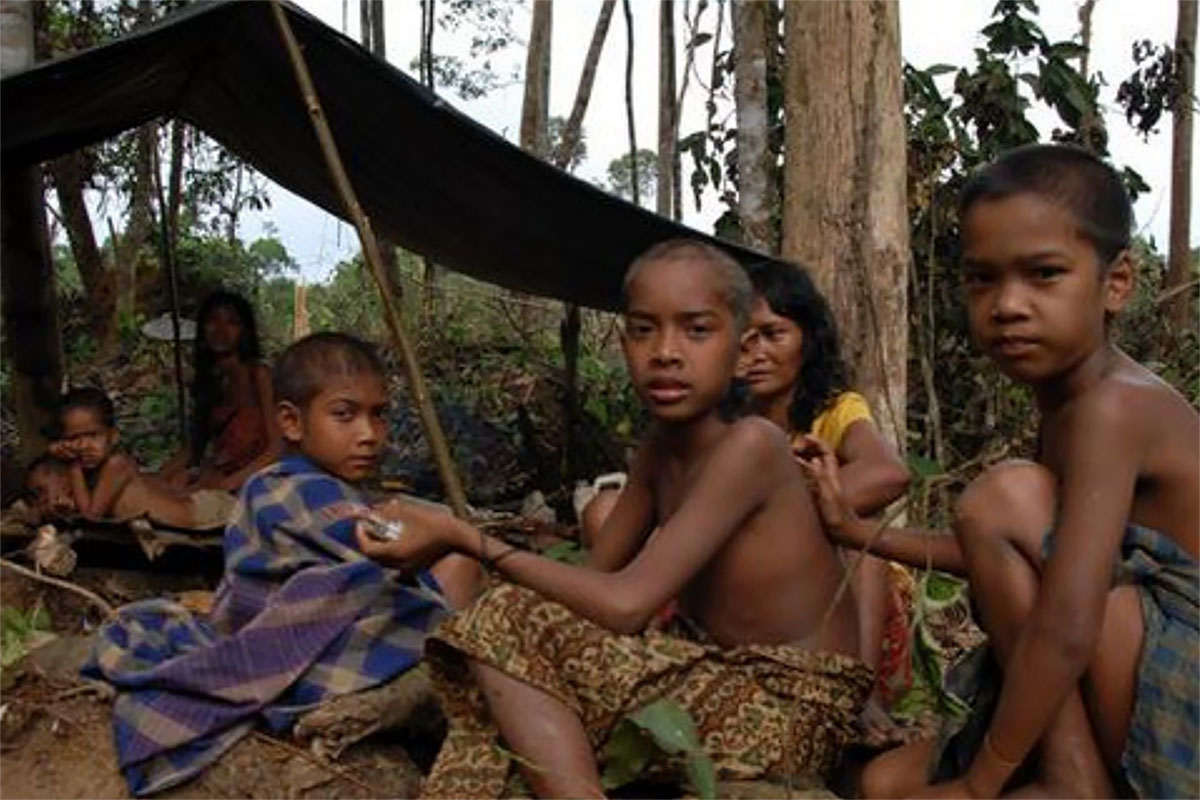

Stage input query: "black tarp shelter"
[{"left": 2, "top": 0, "right": 777, "bottom": 310}]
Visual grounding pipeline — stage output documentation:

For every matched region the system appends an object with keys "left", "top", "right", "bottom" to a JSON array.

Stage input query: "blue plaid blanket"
[{"left": 82, "top": 454, "right": 449, "bottom": 795}]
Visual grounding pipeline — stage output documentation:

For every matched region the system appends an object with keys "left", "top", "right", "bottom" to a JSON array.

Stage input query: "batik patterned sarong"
[
  {"left": 422, "top": 582, "right": 872, "bottom": 798},
  {"left": 83, "top": 454, "right": 448, "bottom": 796}
]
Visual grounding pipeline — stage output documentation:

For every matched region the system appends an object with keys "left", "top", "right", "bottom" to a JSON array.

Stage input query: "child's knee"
[{"left": 954, "top": 460, "right": 1055, "bottom": 549}]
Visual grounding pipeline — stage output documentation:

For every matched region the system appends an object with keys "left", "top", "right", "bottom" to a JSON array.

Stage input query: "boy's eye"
[
  {"left": 625, "top": 321, "right": 653, "bottom": 337},
  {"left": 1031, "top": 266, "right": 1065, "bottom": 281},
  {"left": 686, "top": 324, "right": 712, "bottom": 339},
  {"left": 963, "top": 271, "right": 994, "bottom": 288},
  {"left": 331, "top": 407, "right": 354, "bottom": 421}
]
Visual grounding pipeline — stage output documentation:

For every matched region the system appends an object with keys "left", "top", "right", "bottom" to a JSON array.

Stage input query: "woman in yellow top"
[{"left": 740, "top": 260, "right": 910, "bottom": 683}]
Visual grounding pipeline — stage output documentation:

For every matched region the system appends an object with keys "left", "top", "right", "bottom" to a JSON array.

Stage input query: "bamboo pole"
[
  {"left": 150, "top": 135, "right": 189, "bottom": 447},
  {"left": 270, "top": 2, "right": 469, "bottom": 517}
]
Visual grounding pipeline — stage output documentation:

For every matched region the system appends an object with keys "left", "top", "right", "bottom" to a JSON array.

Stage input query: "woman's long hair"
[
  {"left": 746, "top": 261, "right": 849, "bottom": 434},
  {"left": 189, "top": 290, "right": 261, "bottom": 462}
]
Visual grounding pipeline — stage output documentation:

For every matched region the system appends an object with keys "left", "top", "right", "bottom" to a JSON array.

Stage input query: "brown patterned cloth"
[{"left": 422, "top": 582, "right": 873, "bottom": 798}]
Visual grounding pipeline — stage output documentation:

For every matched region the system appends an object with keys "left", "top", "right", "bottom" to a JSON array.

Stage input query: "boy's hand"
[
  {"left": 47, "top": 440, "right": 79, "bottom": 462},
  {"left": 793, "top": 434, "right": 856, "bottom": 533},
  {"left": 353, "top": 497, "right": 462, "bottom": 572}
]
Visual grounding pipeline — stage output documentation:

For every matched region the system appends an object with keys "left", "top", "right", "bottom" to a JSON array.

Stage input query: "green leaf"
[
  {"left": 628, "top": 698, "right": 701, "bottom": 755},
  {"left": 600, "top": 719, "right": 656, "bottom": 789},
  {"left": 906, "top": 453, "right": 943, "bottom": 479},
  {"left": 541, "top": 539, "right": 587, "bottom": 565},
  {"left": 684, "top": 749, "right": 717, "bottom": 799},
  {"left": 921, "top": 572, "right": 965, "bottom": 608},
  {"left": 925, "top": 63, "right": 958, "bottom": 77}
]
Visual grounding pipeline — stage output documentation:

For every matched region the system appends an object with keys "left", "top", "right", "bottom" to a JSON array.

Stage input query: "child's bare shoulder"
[
  {"left": 1057, "top": 358, "right": 1196, "bottom": 447},
  {"left": 104, "top": 451, "right": 139, "bottom": 476},
  {"left": 715, "top": 416, "right": 792, "bottom": 463}
]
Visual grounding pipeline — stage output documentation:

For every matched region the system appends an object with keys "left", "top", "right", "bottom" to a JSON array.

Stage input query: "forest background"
[{"left": 1, "top": 0, "right": 1197, "bottom": 527}]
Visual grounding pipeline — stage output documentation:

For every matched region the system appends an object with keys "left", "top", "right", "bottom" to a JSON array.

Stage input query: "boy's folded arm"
[
  {"left": 964, "top": 392, "right": 1141, "bottom": 795},
  {"left": 472, "top": 419, "right": 783, "bottom": 634},
  {"left": 586, "top": 447, "right": 656, "bottom": 572},
  {"left": 85, "top": 453, "right": 137, "bottom": 518}
]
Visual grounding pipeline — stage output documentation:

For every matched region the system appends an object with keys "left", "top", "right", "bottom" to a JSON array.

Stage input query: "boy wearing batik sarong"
[
  {"left": 84, "top": 333, "right": 478, "bottom": 795},
  {"left": 358, "top": 239, "right": 873, "bottom": 798},
  {"left": 804, "top": 145, "right": 1199, "bottom": 799}
]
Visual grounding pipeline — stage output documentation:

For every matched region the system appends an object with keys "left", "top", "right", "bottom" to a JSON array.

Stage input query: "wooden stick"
[
  {"left": 250, "top": 730, "right": 377, "bottom": 795},
  {"left": 0, "top": 557, "right": 116, "bottom": 619},
  {"left": 269, "top": 2, "right": 469, "bottom": 518}
]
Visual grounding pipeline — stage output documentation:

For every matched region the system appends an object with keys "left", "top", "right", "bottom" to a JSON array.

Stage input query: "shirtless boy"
[
  {"left": 49, "top": 387, "right": 231, "bottom": 529},
  {"left": 358, "top": 239, "right": 872, "bottom": 798},
  {"left": 807, "top": 144, "right": 1198, "bottom": 799}
]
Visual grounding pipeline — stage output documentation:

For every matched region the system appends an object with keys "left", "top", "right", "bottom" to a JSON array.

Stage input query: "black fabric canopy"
[{"left": 2, "top": 0, "right": 777, "bottom": 310}]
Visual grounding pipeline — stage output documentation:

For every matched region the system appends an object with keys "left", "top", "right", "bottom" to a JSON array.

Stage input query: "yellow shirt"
[{"left": 796, "top": 391, "right": 873, "bottom": 451}]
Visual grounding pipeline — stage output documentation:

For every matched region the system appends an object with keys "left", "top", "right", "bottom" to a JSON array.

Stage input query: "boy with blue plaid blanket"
[{"left": 84, "top": 332, "right": 478, "bottom": 796}]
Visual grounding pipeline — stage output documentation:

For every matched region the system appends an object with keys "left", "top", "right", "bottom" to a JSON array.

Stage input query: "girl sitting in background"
[{"left": 158, "top": 290, "right": 281, "bottom": 492}]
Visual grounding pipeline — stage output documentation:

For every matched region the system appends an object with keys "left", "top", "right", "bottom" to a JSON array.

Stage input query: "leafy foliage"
[
  {"left": 0, "top": 604, "right": 53, "bottom": 669},
  {"left": 600, "top": 699, "right": 717, "bottom": 798}
]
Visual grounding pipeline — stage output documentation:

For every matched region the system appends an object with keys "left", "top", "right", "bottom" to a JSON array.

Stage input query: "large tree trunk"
[
  {"left": 733, "top": 0, "right": 776, "bottom": 253},
  {"left": 1166, "top": 0, "right": 1196, "bottom": 330},
  {"left": 782, "top": 0, "right": 909, "bottom": 448},
  {"left": 657, "top": 1, "right": 676, "bottom": 219},
  {"left": 1, "top": 0, "right": 63, "bottom": 466}
]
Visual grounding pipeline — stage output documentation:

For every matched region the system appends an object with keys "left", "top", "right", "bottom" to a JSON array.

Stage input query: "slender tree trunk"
[
  {"left": 733, "top": 0, "right": 776, "bottom": 253},
  {"left": 1075, "top": 0, "right": 1104, "bottom": 152},
  {"left": 554, "top": 0, "right": 616, "bottom": 485},
  {"left": 359, "top": 0, "right": 405, "bottom": 304},
  {"left": 1, "top": 0, "right": 62, "bottom": 465},
  {"left": 420, "top": 0, "right": 441, "bottom": 320},
  {"left": 1167, "top": 0, "right": 1196, "bottom": 329},
  {"left": 521, "top": 0, "right": 553, "bottom": 160},
  {"left": 553, "top": 0, "right": 615, "bottom": 171},
  {"left": 782, "top": 0, "right": 909, "bottom": 448},
  {"left": 657, "top": 1, "right": 676, "bottom": 219},
  {"left": 515, "top": 0, "right": 553, "bottom": 328},
  {"left": 621, "top": 0, "right": 640, "bottom": 206}
]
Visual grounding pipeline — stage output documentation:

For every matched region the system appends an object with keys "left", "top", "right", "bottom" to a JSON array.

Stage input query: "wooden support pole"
[{"left": 270, "top": 2, "right": 469, "bottom": 517}]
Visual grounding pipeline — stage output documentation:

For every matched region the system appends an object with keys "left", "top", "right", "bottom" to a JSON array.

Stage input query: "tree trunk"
[
  {"left": 521, "top": 0, "right": 554, "bottom": 160},
  {"left": 1167, "top": 0, "right": 1196, "bottom": 330},
  {"left": 657, "top": 1, "right": 676, "bottom": 219},
  {"left": 50, "top": 151, "right": 117, "bottom": 350},
  {"left": 620, "top": 0, "right": 640, "bottom": 206},
  {"left": 1, "top": 0, "right": 63, "bottom": 465},
  {"left": 420, "top": 0, "right": 441, "bottom": 321},
  {"left": 782, "top": 0, "right": 909, "bottom": 448},
  {"left": 553, "top": 0, "right": 615, "bottom": 171},
  {"left": 515, "top": 0, "right": 553, "bottom": 328},
  {"left": 733, "top": 0, "right": 776, "bottom": 253},
  {"left": 554, "top": 0, "right": 615, "bottom": 485}
]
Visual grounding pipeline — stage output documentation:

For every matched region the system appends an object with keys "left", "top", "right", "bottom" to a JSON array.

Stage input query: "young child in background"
[
  {"left": 358, "top": 239, "right": 873, "bottom": 799},
  {"left": 49, "top": 386, "right": 232, "bottom": 529},
  {"left": 158, "top": 290, "right": 281, "bottom": 492},
  {"left": 22, "top": 454, "right": 77, "bottom": 523},
  {"left": 806, "top": 143, "right": 1198, "bottom": 799}
]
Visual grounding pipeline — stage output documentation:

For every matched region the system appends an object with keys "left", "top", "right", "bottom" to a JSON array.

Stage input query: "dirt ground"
[{"left": 0, "top": 564, "right": 431, "bottom": 800}]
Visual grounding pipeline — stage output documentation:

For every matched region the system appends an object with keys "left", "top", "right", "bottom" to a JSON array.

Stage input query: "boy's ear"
[
  {"left": 1103, "top": 249, "right": 1135, "bottom": 314},
  {"left": 277, "top": 401, "right": 303, "bottom": 445}
]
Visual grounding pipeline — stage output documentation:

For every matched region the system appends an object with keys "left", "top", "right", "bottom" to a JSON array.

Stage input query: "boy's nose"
[
  {"left": 651, "top": 332, "right": 683, "bottom": 365},
  {"left": 991, "top": 281, "right": 1029, "bottom": 320}
]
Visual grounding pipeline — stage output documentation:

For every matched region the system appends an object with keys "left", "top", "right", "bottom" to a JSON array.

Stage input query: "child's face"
[
  {"left": 961, "top": 193, "right": 1132, "bottom": 384},
  {"left": 621, "top": 257, "right": 741, "bottom": 424},
  {"left": 278, "top": 372, "right": 389, "bottom": 483},
  {"left": 203, "top": 305, "right": 245, "bottom": 356},
  {"left": 60, "top": 407, "right": 118, "bottom": 469},
  {"left": 27, "top": 465, "right": 76, "bottom": 520},
  {"left": 739, "top": 297, "right": 804, "bottom": 403}
]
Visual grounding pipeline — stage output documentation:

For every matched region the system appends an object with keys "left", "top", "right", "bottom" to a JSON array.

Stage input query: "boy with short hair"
[
  {"left": 807, "top": 144, "right": 1198, "bottom": 799},
  {"left": 48, "top": 386, "right": 233, "bottom": 529},
  {"left": 358, "top": 239, "right": 873, "bottom": 799},
  {"left": 85, "top": 332, "right": 479, "bottom": 795}
]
